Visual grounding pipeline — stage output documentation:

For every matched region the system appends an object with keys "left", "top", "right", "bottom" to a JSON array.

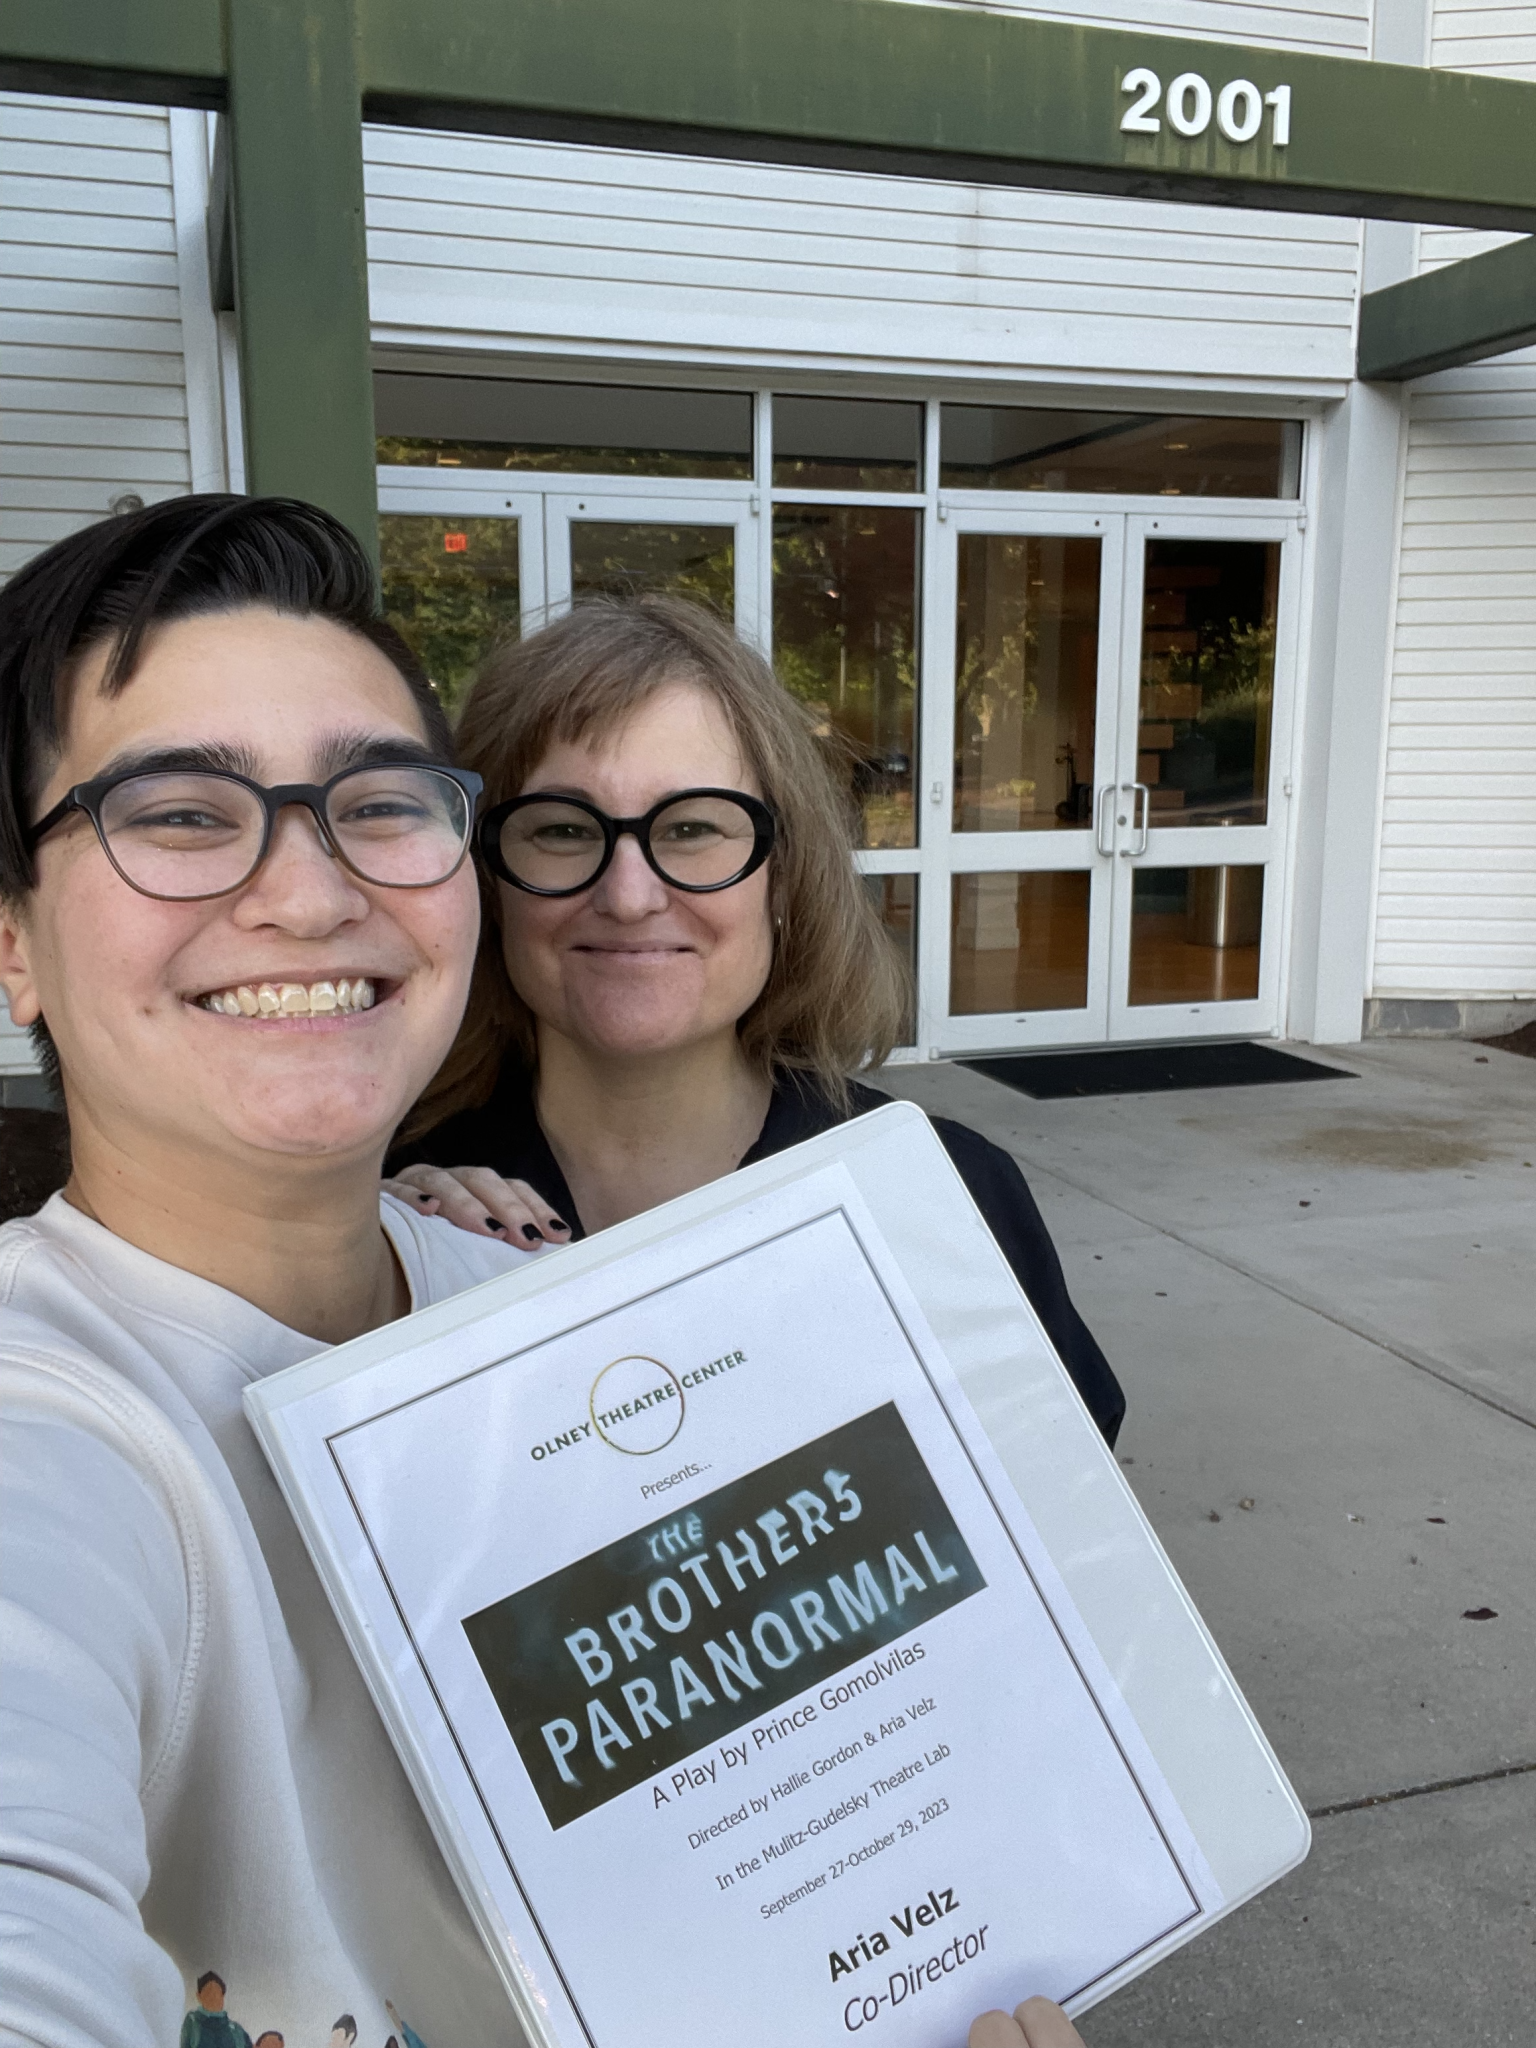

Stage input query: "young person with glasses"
[
  {"left": 387, "top": 597, "right": 1124, "bottom": 1447},
  {"left": 0, "top": 496, "right": 544, "bottom": 2046}
]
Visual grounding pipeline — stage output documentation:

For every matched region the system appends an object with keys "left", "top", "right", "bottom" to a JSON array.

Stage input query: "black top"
[{"left": 396, "top": 1065, "right": 1125, "bottom": 1445}]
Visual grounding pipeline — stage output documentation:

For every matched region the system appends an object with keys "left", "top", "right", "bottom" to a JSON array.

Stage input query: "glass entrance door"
[
  {"left": 925, "top": 511, "right": 1125, "bottom": 1050},
  {"left": 1104, "top": 514, "right": 1298, "bottom": 1043},
  {"left": 929, "top": 510, "right": 1299, "bottom": 1052}
]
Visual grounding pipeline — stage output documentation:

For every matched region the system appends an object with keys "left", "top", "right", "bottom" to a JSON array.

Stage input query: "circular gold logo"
[{"left": 588, "top": 1355, "right": 685, "bottom": 1455}]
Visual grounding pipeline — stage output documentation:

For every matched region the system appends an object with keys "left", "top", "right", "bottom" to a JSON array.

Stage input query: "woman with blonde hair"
[{"left": 387, "top": 596, "right": 1123, "bottom": 1442}]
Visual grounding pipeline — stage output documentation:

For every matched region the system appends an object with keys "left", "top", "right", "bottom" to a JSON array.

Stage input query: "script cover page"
[{"left": 305, "top": 1167, "right": 1220, "bottom": 2047}]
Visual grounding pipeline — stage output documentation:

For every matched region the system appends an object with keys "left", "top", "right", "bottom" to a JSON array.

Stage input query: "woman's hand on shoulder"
[
  {"left": 970, "top": 1998, "right": 1086, "bottom": 2048},
  {"left": 383, "top": 1164, "right": 573, "bottom": 1246}
]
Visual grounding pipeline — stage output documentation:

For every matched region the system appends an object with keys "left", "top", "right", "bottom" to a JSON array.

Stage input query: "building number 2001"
[{"left": 1121, "top": 69, "right": 1292, "bottom": 146}]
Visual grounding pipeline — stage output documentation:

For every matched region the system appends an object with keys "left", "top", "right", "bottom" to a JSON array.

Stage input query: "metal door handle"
[
  {"left": 1119, "top": 781, "right": 1150, "bottom": 857},
  {"left": 1094, "top": 783, "right": 1116, "bottom": 856}
]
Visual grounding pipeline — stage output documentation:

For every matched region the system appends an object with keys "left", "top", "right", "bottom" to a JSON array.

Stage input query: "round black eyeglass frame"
[
  {"left": 25, "top": 762, "right": 484, "bottom": 902},
  {"left": 478, "top": 787, "right": 777, "bottom": 897}
]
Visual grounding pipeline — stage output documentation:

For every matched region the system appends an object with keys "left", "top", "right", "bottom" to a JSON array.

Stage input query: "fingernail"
[
  {"left": 416, "top": 1190, "right": 432, "bottom": 1202},
  {"left": 549, "top": 1216, "right": 571, "bottom": 1233},
  {"left": 484, "top": 1216, "right": 505, "bottom": 1234},
  {"left": 521, "top": 1222, "right": 542, "bottom": 1242}
]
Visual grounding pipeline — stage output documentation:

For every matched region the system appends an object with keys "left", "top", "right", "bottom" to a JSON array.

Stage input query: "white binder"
[{"left": 247, "top": 1102, "right": 1308, "bottom": 2047}]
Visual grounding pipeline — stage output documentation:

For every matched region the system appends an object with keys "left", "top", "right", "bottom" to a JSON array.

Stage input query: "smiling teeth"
[{"left": 203, "top": 979, "right": 376, "bottom": 1017}]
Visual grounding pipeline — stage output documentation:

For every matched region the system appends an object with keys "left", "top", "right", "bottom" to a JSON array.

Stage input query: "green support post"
[{"left": 224, "top": 0, "right": 378, "bottom": 562}]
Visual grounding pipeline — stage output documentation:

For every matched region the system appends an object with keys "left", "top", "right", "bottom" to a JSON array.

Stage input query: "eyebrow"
[
  {"left": 311, "top": 730, "right": 445, "bottom": 777},
  {"left": 88, "top": 732, "right": 446, "bottom": 786},
  {"left": 91, "top": 740, "right": 265, "bottom": 782}
]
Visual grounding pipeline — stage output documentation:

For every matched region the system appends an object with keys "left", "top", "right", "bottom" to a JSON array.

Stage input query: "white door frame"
[
  {"left": 921, "top": 506, "right": 1126, "bottom": 1054},
  {"left": 1104, "top": 509, "right": 1303, "bottom": 1044},
  {"left": 377, "top": 470, "right": 549, "bottom": 640},
  {"left": 541, "top": 484, "right": 761, "bottom": 642}
]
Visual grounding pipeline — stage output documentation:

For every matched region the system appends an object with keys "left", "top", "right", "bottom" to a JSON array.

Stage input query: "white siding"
[
  {"left": 895, "top": 0, "right": 1367, "bottom": 56},
  {"left": 0, "top": 93, "right": 193, "bottom": 577},
  {"left": 1370, "top": 9, "right": 1536, "bottom": 999},
  {"left": 366, "top": 0, "right": 1366, "bottom": 391}
]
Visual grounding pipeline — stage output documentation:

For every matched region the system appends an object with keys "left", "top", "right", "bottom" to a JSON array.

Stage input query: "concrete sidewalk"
[{"left": 875, "top": 1037, "right": 1536, "bottom": 2047}]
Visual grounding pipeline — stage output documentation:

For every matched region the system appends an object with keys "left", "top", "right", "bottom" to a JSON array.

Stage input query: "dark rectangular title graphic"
[{"left": 463, "top": 1404, "right": 985, "bottom": 1828}]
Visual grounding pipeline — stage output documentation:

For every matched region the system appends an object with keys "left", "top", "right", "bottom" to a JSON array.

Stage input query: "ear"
[{"left": 0, "top": 895, "right": 43, "bottom": 1028}]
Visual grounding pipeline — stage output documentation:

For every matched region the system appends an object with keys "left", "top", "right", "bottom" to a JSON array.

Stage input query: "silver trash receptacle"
[{"left": 1188, "top": 865, "right": 1262, "bottom": 949}]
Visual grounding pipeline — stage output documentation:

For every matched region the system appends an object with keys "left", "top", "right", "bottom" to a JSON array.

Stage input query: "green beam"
[
  {"left": 1358, "top": 236, "right": 1536, "bottom": 380},
  {"left": 360, "top": 0, "right": 1536, "bottom": 233},
  {"left": 0, "top": 0, "right": 223, "bottom": 107},
  {"left": 223, "top": 0, "right": 377, "bottom": 561}
]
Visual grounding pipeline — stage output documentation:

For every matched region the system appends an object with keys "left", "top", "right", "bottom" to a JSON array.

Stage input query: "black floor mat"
[{"left": 959, "top": 1041, "right": 1355, "bottom": 1100}]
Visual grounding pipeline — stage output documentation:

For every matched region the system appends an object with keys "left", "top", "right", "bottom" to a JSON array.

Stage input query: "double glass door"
[
  {"left": 921, "top": 509, "right": 1298, "bottom": 1051},
  {"left": 379, "top": 470, "right": 1299, "bottom": 1057}
]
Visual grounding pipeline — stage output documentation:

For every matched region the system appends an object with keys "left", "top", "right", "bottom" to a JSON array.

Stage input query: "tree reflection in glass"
[
  {"left": 381, "top": 514, "right": 522, "bottom": 720},
  {"left": 772, "top": 507, "right": 919, "bottom": 850},
  {"left": 953, "top": 535, "right": 1101, "bottom": 833}
]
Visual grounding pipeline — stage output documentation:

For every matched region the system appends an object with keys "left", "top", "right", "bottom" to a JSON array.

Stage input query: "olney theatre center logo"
[
  {"left": 462, "top": 1404, "right": 986, "bottom": 1829},
  {"left": 590, "top": 1353, "right": 685, "bottom": 1455}
]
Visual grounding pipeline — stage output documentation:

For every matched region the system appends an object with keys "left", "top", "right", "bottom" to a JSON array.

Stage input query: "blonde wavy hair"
[{"left": 405, "top": 595, "right": 909, "bottom": 1137}]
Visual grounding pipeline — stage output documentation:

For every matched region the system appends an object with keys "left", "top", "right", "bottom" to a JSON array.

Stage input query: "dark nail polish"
[
  {"left": 521, "top": 1222, "right": 542, "bottom": 1242},
  {"left": 416, "top": 1190, "right": 431, "bottom": 1202},
  {"left": 549, "top": 1216, "right": 571, "bottom": 1233},
  {"left": 484, "top": 1216, "right": 505, "bottom": 1234}
]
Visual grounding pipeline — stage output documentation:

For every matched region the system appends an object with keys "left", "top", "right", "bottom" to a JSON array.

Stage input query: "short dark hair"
[
  {"left": 196, "top": 1972, "right": 226, "bottom": 1995},
  {"left": 0, "top": 493, "right": 448, "bottom": 905},
  {"left": 331, "top": 2019, "right": 357, "bottom": 2042}
]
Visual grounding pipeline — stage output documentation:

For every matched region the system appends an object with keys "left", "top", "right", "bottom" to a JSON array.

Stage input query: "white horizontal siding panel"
[
  {"left": 0, "top": 92, "right": 193, "bottom": 591},
  {"left": 1404, "top": 458, "right": 1536, "bottom": 489},
  {"left": 2, "top": 310, "right": 186, "bottom": 358},
  {"left": 364, "top": 109, "right": 1361, "bottom": 386},
  {"left": 1381, "top": 880, "right": 1536, "bottom": 905},
  {"left": 0, "top": 94, "right": 171, "bottom": 149},
  {"left": 3, "top": 273, "right": 183, "bottom": 322},
  {"left": 0, "top": 343, "right": 186, "bottom": 386},
  {"left": 0, "top": 172, "right": 175, "bottom": 222},
  {"left": 1389, "top": 724, "right": 1536, "bottom": 750},
  {"left": 1, "top": 140, "right": 174, "bottom": 188},
  {"left": 1389, "top": 659, "right": 1536, "bottom": 690},
  {"left": 894, "top": 0, "right": 1367, "bottom": 55},
  {"left": 1377, "top": 919, "right": 1536, "bottom": 948},
  {"left": 1, "top": 442, "right": 191, "bottom": 484},
  {"left": 1, "top": 375, "right": 190, "bottom": 420},
  {"left": 1375, "top": 11, "right": 1536, "bottom": 1007},
  {"left": 1, "top": 242, "right": 181, "bottom": 291},
  {"left": 1400, "top": 517, "right": 1536, "bottom": 545},
  {"left": 364, "top": 135, "right": 1361, "bottom": 277}
]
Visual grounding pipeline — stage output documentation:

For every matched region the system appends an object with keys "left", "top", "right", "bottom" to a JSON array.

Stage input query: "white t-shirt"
[{"left": 0, "top": 1192, "right": 538, "bottom": 2048}]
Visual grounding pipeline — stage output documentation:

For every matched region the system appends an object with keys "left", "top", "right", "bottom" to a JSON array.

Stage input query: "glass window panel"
[
  {"left": 863, "top": 873, "right": 917, "bottom": 1044},
  {"left": 954, "top": 534, "right": 1101, "bottom": 833},
  {"left": 772, "top": 506, "right": 919, "bottom": 850},
  {"left": 949, "top": 872, "right": 1089, "bottom": 1016},
  {"left": 772, "top": 395, "right": 922, "bottom": 492},
  {"left": 380, "top": 513, "right": 520, "bottom": 719},
  {"left": 375, "top": 374, "right": 752, "bottom": 478},
  {"left": 940, "top": 407, "right": 1300, "bottom": 498},
  {"left": 1139, "top": 539, "right": 1278, "bottom": 827},
  {"left": 1128, "top": 866, "right": 1263, "bottom": 1006},
  {"left": 569, "top": 523, "right": 735, "bottom": 615}
]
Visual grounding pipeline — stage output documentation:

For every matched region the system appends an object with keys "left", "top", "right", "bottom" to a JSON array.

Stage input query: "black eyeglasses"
[
  {"left": 27, "top": 762, "right": 483, "bottom": 902},
  {"left": 479, "top": 788, "right": 776, "bottom": 897}
]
